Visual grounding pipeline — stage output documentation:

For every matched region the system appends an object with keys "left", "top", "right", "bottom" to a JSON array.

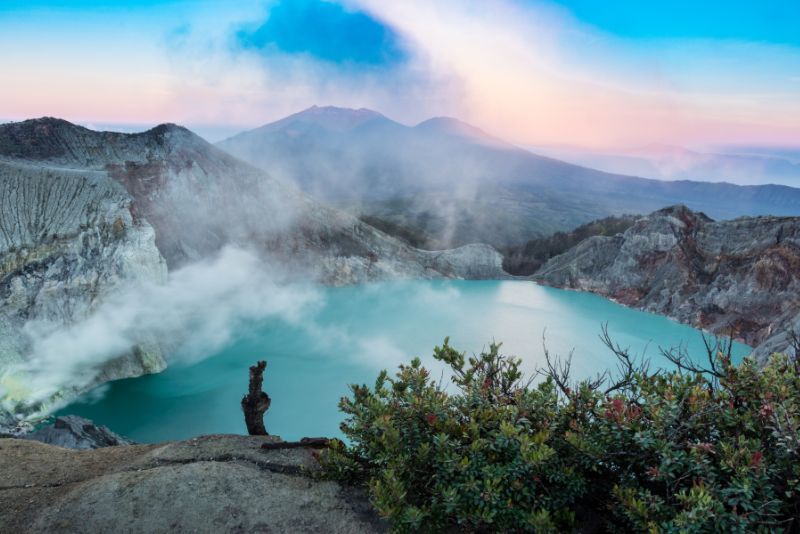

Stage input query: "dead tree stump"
[{"left": 241, "top": 360, "right": 271, "bottom": 436}]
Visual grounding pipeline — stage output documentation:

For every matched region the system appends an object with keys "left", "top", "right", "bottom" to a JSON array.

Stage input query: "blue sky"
[
  {"left": 237, "top": 0, "right": 408, "bottom": 66},
  {"left": 547, "top": 0, "right": 800, "bottom": 45},
  {"left": 0, "top": 0, "right": 798, "bottom": 148},
  {"left": 4, "top": 0, "right": 798, "bottom": 47}
]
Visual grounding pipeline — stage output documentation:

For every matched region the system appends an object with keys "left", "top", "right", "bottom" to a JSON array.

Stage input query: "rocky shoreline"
[{"left": 533, "top": 205, "right": 800, "bottom": 360}]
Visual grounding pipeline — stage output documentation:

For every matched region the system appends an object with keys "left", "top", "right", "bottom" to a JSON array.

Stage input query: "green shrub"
[
  {"left": 501, "top": 214, "right": 638, "bottom": 276},
  {"left": 321, "top": 333, "right": 800, "bottom": 532}
]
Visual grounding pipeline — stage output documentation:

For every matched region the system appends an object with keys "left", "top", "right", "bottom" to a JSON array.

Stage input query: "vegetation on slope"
[
  {"left": 321, "top": 333, "right": 800, "bottom": 532},
  {"left": 358, "top": 214, "right": 439, "bottom": 250},
  {"left": 358, "top": 212, "right": 639, "bottom": 278},
  {"left": 501, "top": 214, "right": 639, "bottom": 276}
]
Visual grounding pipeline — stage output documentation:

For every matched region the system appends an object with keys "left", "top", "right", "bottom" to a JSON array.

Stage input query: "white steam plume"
[{"left": 0, "top": 246, "right": 321, "bottom": 419}]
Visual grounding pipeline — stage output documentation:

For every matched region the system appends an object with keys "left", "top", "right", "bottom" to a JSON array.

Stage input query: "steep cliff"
[
  {"left": 0, "top": 155, "right": 167, "bottom": 429},
  {"left": 534, "top": 205, "right": 800, "bottom": 359}
]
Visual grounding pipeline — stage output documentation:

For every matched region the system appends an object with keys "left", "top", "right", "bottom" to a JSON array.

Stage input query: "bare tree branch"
[
  {"left": 659, "top": 331, "right": 739, "bottom": 393},
  {"left": 538, "top": 324, "right": 651, "bottom": 397},
  {"left": 598, "top": 323, "right": 651, "bottom": 396},
  {"left": 540, "top": 331, "right": 573, "bottom": 396}
]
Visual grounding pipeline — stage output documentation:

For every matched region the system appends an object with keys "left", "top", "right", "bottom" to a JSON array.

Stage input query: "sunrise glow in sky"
[{"left": 1, "top": 0, "right": 799, "bottom": 149}]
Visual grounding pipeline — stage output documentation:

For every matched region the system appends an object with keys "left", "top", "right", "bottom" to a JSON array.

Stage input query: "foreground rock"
[
  {"left": 534, "top": 205, "right": 800, "bottom": 360},
  {"left": 0, "top": 434, "right": 385, "bottom": 533}
]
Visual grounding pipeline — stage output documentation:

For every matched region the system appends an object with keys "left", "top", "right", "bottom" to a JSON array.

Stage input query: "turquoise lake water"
[{"left": 59, "top": 280, "right": 750, "bottom": 442}]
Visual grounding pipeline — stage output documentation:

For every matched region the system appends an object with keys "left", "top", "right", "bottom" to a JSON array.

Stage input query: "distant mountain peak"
[
  {"left": 0, "top": 117, "right": 209, "bottom": 167},
  {"left": 145, "top": 123, "right": 191, "bottom": 135},
  {"left": 300, "top": 104, "right": 382, "bottom": 117},
  {"left": 1, "top": 118, "right": 195, "bottom": 141},
  {"left": 14, "top": 116, "right": 77, "bottom": 127},
  {"left": 3, "top": 116, "right": 90, "bottom": 136},
  {"left": 274, "top": 105, "right": 387, "bottom": 132},
  {"left": 142, "top": 123, "right": 200, "bottom": 144},
  {"left": 654, "top": 204, "right": 714, "bottom": 222},
  {"left": 0, "top": 117, "right": 95, "bottom": 161}
]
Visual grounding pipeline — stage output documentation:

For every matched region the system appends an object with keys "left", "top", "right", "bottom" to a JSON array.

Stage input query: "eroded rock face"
[
  {"left": 303, "top": 218, "right": 506, "bottom": 285},
  {"left": 0, "top": 156, "right": 167, "bottom": 428},
  {"left": 0, "top": 434, "right": 386, "bottom": 533},
  {"left": 24, "top": 415, "right": 134, "bottom": 450},
  {"left": 534, "top": 205, "right": 800, "bottom": 360},
  {"left": 0, "top": 118, "right": 506, "bottom": 284},
  {"left": 99, "top": 122, "right": 506, "bottom": 282}
]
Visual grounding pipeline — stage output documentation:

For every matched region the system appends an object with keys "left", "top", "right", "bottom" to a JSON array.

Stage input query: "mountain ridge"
[
  {"left": 530, "top": 142, "right": 800, "bottom": 187},
  {"left": 218, "top": 106, "right": 800, "bottom": 250}
]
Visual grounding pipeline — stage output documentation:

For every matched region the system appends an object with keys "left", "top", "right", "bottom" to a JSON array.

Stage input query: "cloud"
[
  {"left": 237, "top": 0, "right": 408, "bottom": 67},
  {"left": 157, "top": 0, "right": 462, "bottom": 127},
  {"left": 353, "top": 0, "right": 800, "bottom": 148},
  {"left": 2, "top": 0, "right": 797, "bottom": 148}
]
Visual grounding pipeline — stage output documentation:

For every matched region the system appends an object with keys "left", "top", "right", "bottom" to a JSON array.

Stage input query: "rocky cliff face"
[
  {"left": 1, "top": 118, "right": 504, "bottom": 281},
  {"left": 0, "top": 153, "right": 167, "bottom": 429},
  {"left": 534, "top": 205, "right": 800, "bottom": 359},
  {"left": 0, "top": 118, "right": 504, "bottom": 430}
]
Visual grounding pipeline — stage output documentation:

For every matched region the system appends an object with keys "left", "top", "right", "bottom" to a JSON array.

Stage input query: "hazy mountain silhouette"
[{"left": 219, "top": 106, "right": 800, "bottom": 248}]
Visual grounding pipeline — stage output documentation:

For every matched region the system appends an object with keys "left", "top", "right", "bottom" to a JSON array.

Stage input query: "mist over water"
[
  {"left": 0, "top": 247, "right": 321, "bottom": 420},
  {"left": 59, "top": 280, "right": 750, "bottom": 442}
]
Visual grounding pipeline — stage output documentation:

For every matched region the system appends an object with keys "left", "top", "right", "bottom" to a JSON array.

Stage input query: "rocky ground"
[
  {"left": 0, "top": 433, "right": 385, "bottom": 533},
  {"left": 534, "top": 205, "right": 800, "bottom": 359}
]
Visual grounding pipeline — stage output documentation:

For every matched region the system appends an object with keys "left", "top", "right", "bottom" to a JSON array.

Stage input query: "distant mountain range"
[
  {"left": 531, "top": 144, "right": 800, "bottom": 187},
  {"left": 219, "top": 106, "right": 800, "bottom": 249}
]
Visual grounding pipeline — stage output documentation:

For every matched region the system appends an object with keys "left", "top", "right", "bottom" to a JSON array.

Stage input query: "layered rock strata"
[{"left": 534, "top": 205, "right": 800, "bottom": 360}]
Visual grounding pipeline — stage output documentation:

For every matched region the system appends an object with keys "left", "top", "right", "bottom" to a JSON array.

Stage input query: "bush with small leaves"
[{"left": 321, "top": 333, "right": 800, "bottom": 532}]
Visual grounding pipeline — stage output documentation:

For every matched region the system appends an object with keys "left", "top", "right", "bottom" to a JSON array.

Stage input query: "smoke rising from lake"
[{"left": 0, "top": 246, "right": 322, "bottom": 422}]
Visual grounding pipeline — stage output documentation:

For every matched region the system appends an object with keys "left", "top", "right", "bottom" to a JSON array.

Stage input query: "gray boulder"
[
  {"left": 24, "top": 415, "right": 134, "bottom": 450},
  {"left": 0, "top": 434, "right": 386, "bottom": 533}
]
